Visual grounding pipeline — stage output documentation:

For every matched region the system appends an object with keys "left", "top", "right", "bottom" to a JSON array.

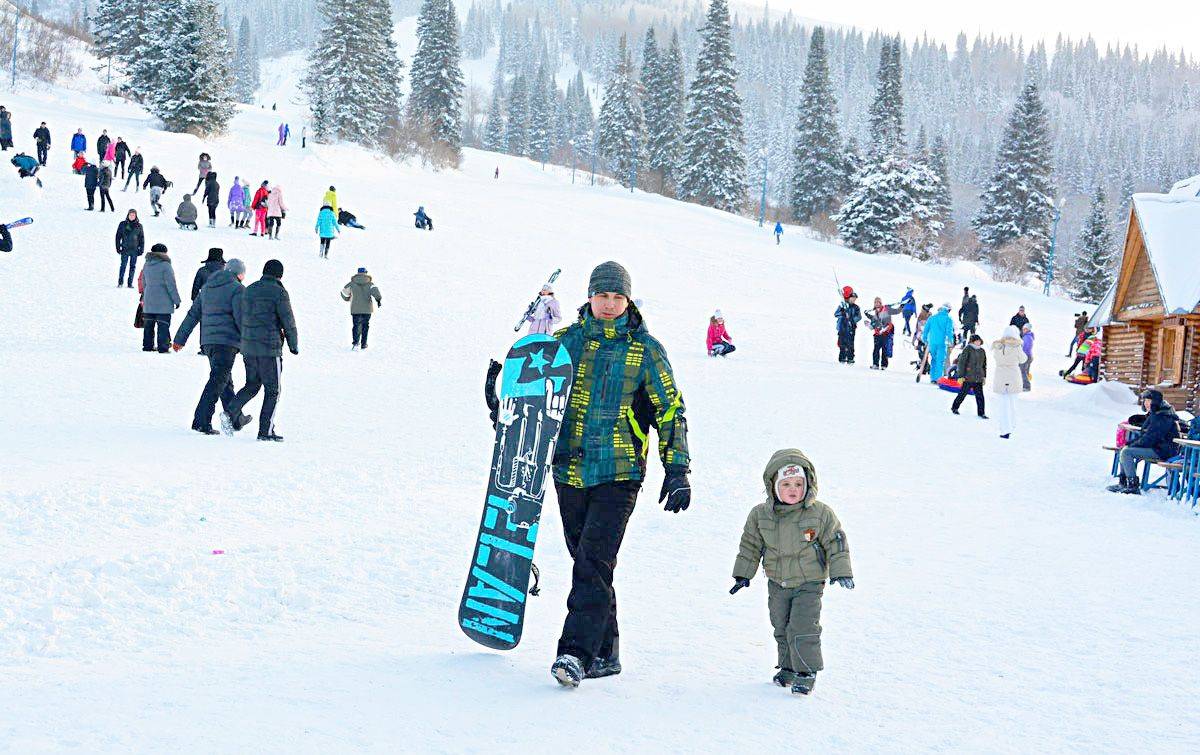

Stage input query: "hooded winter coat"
[
  {"left": 1129, "top": 390, "right": 1181, "bottom": 460},
  {"left": 114, "top": 140, "right": 129, "bottom": 161},
  {"left": 228, "top": 181, "right": 245, "bottom": 212},
  {"left": 191, "top": 259, "right": 225, "bottom": 300},
  {"left": 900, "top": 288, "right": 916, "bottom": 315},
  {"left": 103, "top": 141, "right": 116, "bottom": 163},
  {"left": 922, "top": 308, "right": 955, "bottom": 349},
  {"left": 143, "top": 168, "right": 168, "bottom": 190},
  {"left": 316, "top": 206, "right": 338, "bottom": 238},
  {"left": 128, "top": 153, "right": 143, "bottom": 174},
  {"left": 174, "top": 269, "right": 245, "bottom": 348},
  {"left": 0, "top": 111, "right": 11, "bottom": 142},
  {"left": 197, "top": 157, "right": 211, "bottom": 178},
  {"left": 955, "top": 343, "right": 987, "bottom": 383},
  {"left": 82, "top": 163, "right": 98, "bottom": 189},
  {"left": 238, "top": 275, "right": 298, "bottom": 357},
  {"left": 98, "top": 164, "right": 113, "bottom": 189},
  {"left": 115, "top": 217, "right": 144, "bottom": 256},
  {"left": 528, "top": 295, "right": 561, "bottom": 334},
  {"left": 960, "top": 296, "right": 980, "bottom": 327},
  {"left": 1022, "top": 330, "right": 1035, "bottom": 359},
  {"left": 251, "top": 185, "right": 269, "bottom": 211},
  {"left": 266, "top": 186, "right": 286, "bottom": 218},
  {"left": 340, "top": 272, "right": 382, "bottom": 314},
  {"left": 322, "top": 189, "right": 339, "bottom": 216},
  {"left": 733, "top": 449, "right": 853, "bottom": 587},
  {"left": 176, "top": 195, "right": 199, "bottom": 224},
  {"left": 706, "top": 320, "right": 731, "bottom": 352},
  {"left": 96, "top": 133, "right": 110, "bottom": 158},
  {"left": 991, "top": 327, "right": 1024, "bottom": 395},
  {"left": 202, "top": 172, "right": 220, "bottom": 208},
  {"left": 140, "top": 250, "right": 181, "bottom": 315}
]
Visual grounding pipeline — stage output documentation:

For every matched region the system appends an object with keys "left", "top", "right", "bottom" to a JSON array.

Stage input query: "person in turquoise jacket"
[
  {"left": 922, "top": 303, "right": 955, "bottom": 382},
  {"left": 315, "top": 204, "right": 339, "bottom": 259}
]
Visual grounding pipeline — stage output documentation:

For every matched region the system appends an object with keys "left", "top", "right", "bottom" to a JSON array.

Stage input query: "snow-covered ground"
[{"left": 1, "top": 79, "right": 1199, "bottom": 753}]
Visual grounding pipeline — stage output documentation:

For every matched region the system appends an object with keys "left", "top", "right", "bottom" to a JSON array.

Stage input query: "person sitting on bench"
[{"left": 1108, "top": 389, "right": 1180, "bottom": 495}]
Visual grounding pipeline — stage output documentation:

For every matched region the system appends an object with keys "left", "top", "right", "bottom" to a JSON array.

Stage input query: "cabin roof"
[{"left": 1130, "top": 192, "right": 1200, "bottom": 315}]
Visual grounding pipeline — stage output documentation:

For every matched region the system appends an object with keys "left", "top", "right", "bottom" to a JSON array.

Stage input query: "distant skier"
[
  {"left": 337, "top": 208, "right": 365, "bottom": 229},
  {"left": 921, "top": 303, "right": 955, "bottom": 382},
  {"left": 33, "top": 121, "right": 50, "bottom": 165},
  {"left": 864, "top": 297, "right": 900, "bottom": 370},
  {"left": 523, "top": 283, "right": 561, "bottom": 334},
  {"left": 315, "top": 204, "right": 338, "bottom": 258},
  {"left": 123, "top": 148, "right": 143, "bottom": 191},
  {"left": 191, "top": 247, "right": 225, "bottom": 301},
  {"left": 250, "top": 180, "right": 270, "bottom": 236},
  {"left": 340, "top": 267, "right": 382, "bottom": 349},
  {"left": 774, "top": 221, "right": 783, "bottom": 245},
  {"left": 494, "top": 166, "right": 499, "bottom": 179},
  {"left": 114, "top": 209, "right": 145, "bottom": 288},
  {"left": 142, "top": 166, "right": 171, "bottom": 216},
  {"left": 414, "top": 206, "right": 433, "bottom": 230},
  {"left": 834, "top": 286, "right": 861, "bottom": 364},
  {"left": 138, "top": 243, "right": 181, "bottom": 353},
  {"left": 707, "top": 309, "right": 735, "bottom": 356},
  {"left": 731, "top": 449, "right": 854, "bottom": 696},
  {"left": 82, "top": 160, "right": 99, "bottom": 210},
  {"left": 96, "top": 130, "right": 110, "bottom": 162},
  {"left": 171, "top": 258, "right": 251, "bottom": 435},
  {"left": 97, "top": 161, "right": 115, "bottom": 212},
  {"left": 266, "top": 185, "right": 287, "bottom": 239},
  {"left": 899, "top": 287, "right": 916, "bottom": 335},
  {"left": 221, "top": 258, "right": 299, "bottom": 442},
  {"left": 113, "top": 137, "right": 129, "bottom": 178},
  {"left": 175, "top": 194, "right": 199, "bottom": 230},
  {"left": 202, "top": 171, "right": 221, "bottom": 227},
  {"left": 950, "top": 334, "right": 988, "bottom": 418},
  {"left": 0, "top": 106, "right": 14, "bottom": 150},
  {"left": 70, "top": 128, "right": 86, "bottom": 156},
  {"left": 193, "top": 152, "right": 212, "bottom": 193},
  {"left": 547, "top": 261, "right": 691, "bottom": 689},
  {"left": 992, "top": 326, "right": 1024, "bottom": 439}
]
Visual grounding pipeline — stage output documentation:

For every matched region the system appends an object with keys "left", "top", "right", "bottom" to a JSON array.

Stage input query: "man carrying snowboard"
[{"left": 548, "top": 261, "right": 692, "bottom": 688}]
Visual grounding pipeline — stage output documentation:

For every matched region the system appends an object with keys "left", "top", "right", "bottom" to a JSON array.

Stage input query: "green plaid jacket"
[{"left": 553, "top": 305, "right": 690, "bottom": 489}]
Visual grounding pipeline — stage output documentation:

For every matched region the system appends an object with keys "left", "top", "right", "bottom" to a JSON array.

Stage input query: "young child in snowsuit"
[
  {"left": 834, "top": 287, "right": 861, "bottom": 364},
  {"left": 732, "top": 449, "right": 854, "bottom": 696},
  {"left": 341, "top": 267, "right": 382, "bottom": 349},
  {"left": 315, "top": 204, "right": 338, "bottom": 258},
  {"left": 707, "top": 309, "right": 735, "bottom": 356},
  {"left": 525, "top": 284, "right": 561, "bottom": 334}
]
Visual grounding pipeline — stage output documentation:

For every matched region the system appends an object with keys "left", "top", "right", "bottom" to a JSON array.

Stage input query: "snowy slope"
[{"left": 1, "top": 84, "right": 1199, "bottom": 754}]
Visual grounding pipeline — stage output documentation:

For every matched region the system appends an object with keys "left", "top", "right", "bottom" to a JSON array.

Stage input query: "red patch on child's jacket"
[{"left": 804, "top": 529, "right": 816, "bottom": 542}]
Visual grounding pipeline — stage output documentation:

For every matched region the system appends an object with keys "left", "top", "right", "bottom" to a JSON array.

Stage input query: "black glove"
[
  {"left": 832, "top": 576, "right": 855, "bottom": 590},
  {"left": 484, "top": 360, "right": 501, "bottom": 429},
  {"left": 659, "top": 470, "right": 691, "bottom": 513},
  {"left": 730, "top": 577, "right": 750, "bottom": 595},
  {"left": 289, "top": 347, "right": 299, "bottom": 355}
]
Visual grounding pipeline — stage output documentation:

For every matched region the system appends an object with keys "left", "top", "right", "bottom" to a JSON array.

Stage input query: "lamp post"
[
  {"left": 758, "top": 147, "right": 768, "bottom": 227},
  {"left": 630, "top": 133, "right": 639, "bottom": 193},
  {"left": 11, "top": 12, "right": 20, "bottom": 89},
  {"left": 1043, "top": 196, "right": 1066, "bottom": 296},
  {"left": 569, "top": 139, "right": 576, "bottom": 184},
  {"left": 590, "top": 130, "right": 597, "bottom": 187}
]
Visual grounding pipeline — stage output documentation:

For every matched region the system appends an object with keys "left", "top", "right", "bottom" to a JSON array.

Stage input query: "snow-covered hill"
[{"left": 1, "top": 83, "right": 1198, "bottom": 753}]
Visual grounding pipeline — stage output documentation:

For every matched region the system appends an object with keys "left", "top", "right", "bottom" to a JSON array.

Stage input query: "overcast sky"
[{"left": 759, "top": 1, "right": 1200, "bottom": 57}]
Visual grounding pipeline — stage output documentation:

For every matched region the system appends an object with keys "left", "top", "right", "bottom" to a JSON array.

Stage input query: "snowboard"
[{"left": 459, "top": 333, "right": 574, "bottom": 649}]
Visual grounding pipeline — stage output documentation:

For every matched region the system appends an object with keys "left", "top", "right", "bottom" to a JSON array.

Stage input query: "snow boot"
[
  {"left": 791, "top": 672, "right": 816, "bottom": 696},
  {"left": 551, "top": 655, "right": 584, "bottom": 688},
  {"left": 191, "top": 424, "right": 220, "bottom": 436},
  {"left": 1106, "top": 474, "right": 1129, "bottom": 493},
  {"left": 257, "top": 433, "right": 284, "bottom": 442},
  {"left": 772, "top": 668, "right": 798, "bottom": 687},
  {"left": 1122, "top": 475, "right": 1141, "bottom": 495},
  {"left": 585, "top": 655, "right": 621, "bottom": 679}
]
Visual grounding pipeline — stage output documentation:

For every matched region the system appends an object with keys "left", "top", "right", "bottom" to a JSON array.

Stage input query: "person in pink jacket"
[
  {"left": 526, "top": 284, "right": 562, "bottom": 334},
  {"left": 707, "top": 310, "right": 736, "bottom": 357},
  {"left": 103, "top": 139, "right": 116, "bottom": 163},
  {"left": 266, "top": 185, "right": 287, "bottom": 239}
]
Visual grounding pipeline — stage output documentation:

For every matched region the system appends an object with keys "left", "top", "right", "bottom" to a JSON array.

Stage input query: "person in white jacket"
[
  {"left": 991, "top": 325, "right": 1025, "bottom": 439},
  {"left": 526, "top": 284, "right": 562, "bottom": 334}
]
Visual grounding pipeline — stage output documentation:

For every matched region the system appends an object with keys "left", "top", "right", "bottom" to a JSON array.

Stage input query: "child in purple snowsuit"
[
  {"left": 526, "top": 285, "right": 562, "bottom": 334},
  {"left": 227, "top": 177, "right": 246, "bottom": 227}
]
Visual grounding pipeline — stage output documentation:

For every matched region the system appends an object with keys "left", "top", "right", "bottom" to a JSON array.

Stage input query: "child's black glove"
[
  {"left": 730, "top": 577, "right": 750, "bottom": 595},
  {"left": 832, "top": 577, "right": 855, "bottom": 590}
]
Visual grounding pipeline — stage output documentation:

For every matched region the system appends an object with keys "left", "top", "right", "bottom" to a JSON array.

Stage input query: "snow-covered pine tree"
[
  {"left": 90, "top": 0, "right": 128, "bottom": 81},
  {"left": 867, "top": 37, "right": 904, "bottom": 158},
  {"left": 526, "top": 65, "right": 553, "bottom": 162},
  {"left": 1070, "top": 185, "right": 1116, "bottom": 302},
  {"left": 972, "top": 81, "right": 1055, "bottom": 271},
  {"left": 148, "top": 0, "right": 236, "bottom": 135},
  {"left": 407, "top": 0, "right": 465, "bottom": 150},
  {"left": 571, "top": 70, "right": 594, "bottom": 159},
  {"left": 232, "top": 16, "right": 260, "bottom": 104},
  {"left": 596, "top": 34, "right": 643, "bottom": 187},
  {"left": 505, "top": 73, "right": 529, "bottom": 156},
  {"left": 303, "top": 0, "right": 403, "bottom": 148},
  {"left": 482, "top": 83, "right": 506, "bottom": 152},
  {"left": 677, "top": 0, "right": 745, "bottom": 212},
  {"left": 929, "top": 134, "right": 954, "bottom": 232},
  {"left": 644, "top": 29, "right": 684, "bottom": 193},
  {"left": 790, "top": 27, "right": 845, "bottom": 223}
]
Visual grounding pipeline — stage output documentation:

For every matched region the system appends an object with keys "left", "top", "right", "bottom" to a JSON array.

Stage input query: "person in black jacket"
[
  {"left": 202, "top": 171, "right": 221, "bottom": 228},
  {"left": 97, "top": 162, "right": 115, "bottom": 212},
  {"left": 115, "top": 209, "right": 145, "bottom": 287},
  {"left": 1009, "top": 306, "right": 1029, "bottom": 330},
  {"left": 82, "top": 161, "right": 99, "bottom": 210},
  {"left": 96, "top": 130, "right": 110, "bottom": 161},
  {"left": 834, "top": 287, "right": 861, "bottom": 364},
  {"left": 113, "top": 137, "right": 129, "bottom": 178},
  {"left": 221, "top": 259, "right": 298, "bottom": 442},
  {"left": 959, "top": 294, "right": 980, "bottom": 340},
  {"left": 192, "top": 247, "right": 225, "bottom": 300},
  {"left": 123, "top": 148, "right": 143, "bottom": 191},
  {"left": 1109, "top": 390, "right": 1181, "bottom": 494},
  {"left": 33, "top": 122, "right": 50, "bottom": 165},
  {"left": 0, "top": 223, "right": 12, "bottom": 253},
  {"left": 143, "top": 166, "right": 170, "bottom": 215}
]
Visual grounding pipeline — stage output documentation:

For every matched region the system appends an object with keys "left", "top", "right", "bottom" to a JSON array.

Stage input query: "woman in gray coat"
[{"left": 139, "top": 243, "right": 181, "bottom": 352}]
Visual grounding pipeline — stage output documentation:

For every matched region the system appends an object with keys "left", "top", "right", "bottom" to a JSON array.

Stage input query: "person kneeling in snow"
[
  {"left": 11, "top": 152, "right": 40, "bottom": 185},
  {"left": 731, "top": 449, "right": 854, "bottom": 696},
  {"left": 175, "top": 194, "right": 199, "bottom": 230},
  {"left": 413, "top": 206, "right": 433, "bottom": 230},
  {"left": 707, "top": 310, "right": 735, "bottom": 356}
]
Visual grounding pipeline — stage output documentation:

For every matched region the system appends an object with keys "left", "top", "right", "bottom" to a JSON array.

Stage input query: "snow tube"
[
  {"left": 1065, "top": 374, "right": 1095, "bottom": 385},
  {"left": 936, "top": 377, "right": 964, "bottom": 393}
]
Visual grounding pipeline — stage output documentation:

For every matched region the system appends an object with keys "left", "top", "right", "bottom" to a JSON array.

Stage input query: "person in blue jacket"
[
  {"left": 774, "top": 221, "right": 783, "bottom": 245},
  {"left": 921, "top": 303, "right": 955, "bottom": 382},
  {"left": 414, "top": 206, "right": 433, "bottom": 230},
  {"left": 315, "top": 204, "right": 339, "bottom": 258},
  {"left": 899, "top": 287, "right": 916, "bottom": 335},
  {"left": 70, "top": 128, "right": 86, "bottom": 155},
  {"left": 834, "top": 287, "right": 861, "bottom": 364}
]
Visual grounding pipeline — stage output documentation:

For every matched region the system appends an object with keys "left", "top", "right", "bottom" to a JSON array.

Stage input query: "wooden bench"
[
  {"left": 1103, "top": 445, "right": 1121, "bottom": 476},
  {"left": 1144, "top": 460, "right": 1184, "bottom": 494}
]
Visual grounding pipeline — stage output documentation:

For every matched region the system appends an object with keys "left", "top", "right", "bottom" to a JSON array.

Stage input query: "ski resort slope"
[{"left": 0, "top": 87, "right": 1198, "bottom": 754}]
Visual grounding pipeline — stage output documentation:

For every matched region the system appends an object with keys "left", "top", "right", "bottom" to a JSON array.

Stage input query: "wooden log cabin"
[{"left": 1096, "top": 179, "right": 1200, "bottom": 414}]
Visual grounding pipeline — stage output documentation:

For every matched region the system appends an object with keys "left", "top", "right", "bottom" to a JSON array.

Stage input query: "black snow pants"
[
  {"left": 837, "top": 329, "right": 855, "bottom": 364},
  {"left": 229, "top": 355, "right": 282, "bottom": 436}
]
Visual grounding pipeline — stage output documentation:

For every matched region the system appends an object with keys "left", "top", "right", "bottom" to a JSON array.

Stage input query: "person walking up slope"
[
  {"left": 191, "top": 247, "right": 225, "bottom": 300},
  {"left": 991, "top": 326, "right": 1024, "bottom": 438},
  {"left": 202, "top": 171, "right": 221, "bottom": 227},
  {"left": 707, "top": 310, "right": 735, "bottom": 357},
  {"left": 774, "top": 221, "right": 783, "bottom": 245},
  {"left": 864, "top": 297, "right": 900, "bottom": 369},
  {"left": 227, "top": 177, "right": 245, "bottom": 227},
  {"left": 266, "top": 185, "right": 287, "bottom": 239},
  {"left": 82, "top": 160, "right": 99, "bottom": 210},
  {"left": 97, "top": 162, "right": 115, "bottom": 212},
  {"left": 731, "top": 449, "right": 854, "bottom": 696},
  {"left": 899, "top": 287, "right": 916, "bottom": 336},
  {"left": 250, "top": 180, "right": 270, "bottom": 236},
  {"left": 340, "top": 267, "right": 382, "bottom": 349},
  {"left": 322, "top": 186, "right": 339, "bottom": 217},
  {"left": 115, "top": 209, "right": 144, "bottom": 288},
  {"left": 951, "top": 334, "right": 988, "bottom": 418},
  {"left": 113, "top": 137, "right": 129, "bottom": 178},
  {"left": 221, "top": 259, "right": 298, "bottom": 442},
  {"left": 524, "top": 284, "right": 561, "bottom": 334},
  {"left": 315, "top": 204, "right": 338, "bottom": 258},
  {"left": 123, "top": 148, "right": 143, "bottom": 191}
]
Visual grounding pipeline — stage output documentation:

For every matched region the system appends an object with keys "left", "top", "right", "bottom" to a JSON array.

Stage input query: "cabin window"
[{"left": 1156, "top": 325, "right": 1185, "bottom": 385}]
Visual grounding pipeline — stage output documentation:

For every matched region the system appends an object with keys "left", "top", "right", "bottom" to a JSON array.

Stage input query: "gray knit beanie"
[
  {"left": 588, "top": 261, "right": 632, "bottom": 298},
  {"left": 225, "top": 258, "right": 246, "bottom": 277}
]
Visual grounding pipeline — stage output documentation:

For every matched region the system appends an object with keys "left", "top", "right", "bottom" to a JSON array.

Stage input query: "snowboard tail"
[{"left": 459, "top": 334, "right": 573, "bottom": 649}]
